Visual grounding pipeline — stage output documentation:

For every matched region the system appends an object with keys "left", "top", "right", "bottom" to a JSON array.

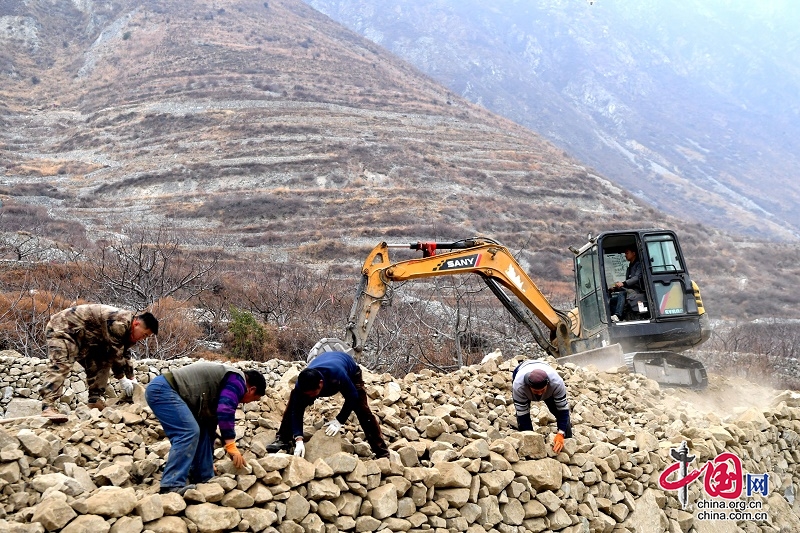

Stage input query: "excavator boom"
[{"left": 343, "top": 239, "right": 573, "bottom": 359}]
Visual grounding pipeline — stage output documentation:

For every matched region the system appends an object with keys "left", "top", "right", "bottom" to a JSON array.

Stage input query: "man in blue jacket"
[{"left": 267, "top": 351, "right": 389, "bottom": 459}]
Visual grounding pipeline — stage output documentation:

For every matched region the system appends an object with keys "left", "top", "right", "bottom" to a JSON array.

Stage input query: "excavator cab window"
[
  {"left": 646, "top": 236, "right": 684, "bottom": 273},
  {"left": 574, "top": 246, "right": 605, "bottom": 333},
  {"left": 643, "top": 233, "right": 694, "bottom": 317}
]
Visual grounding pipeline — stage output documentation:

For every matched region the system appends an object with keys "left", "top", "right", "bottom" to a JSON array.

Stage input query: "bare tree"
[
  {"left": 80, "top": 226, "right": 219, "bottom": 310},
  {"left": 0, "top": 271, "right": 73, "bottom": 357},
  {"left": 237, "top": 263, "right": 351, "bottom": 360},
  {"left": 0, "top": 231, "right": 56, "bottom": 262}
]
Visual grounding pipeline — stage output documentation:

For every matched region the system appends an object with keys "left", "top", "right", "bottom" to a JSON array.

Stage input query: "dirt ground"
[{"left": 665, "top": 373, "right": 795, "bottom": 420}]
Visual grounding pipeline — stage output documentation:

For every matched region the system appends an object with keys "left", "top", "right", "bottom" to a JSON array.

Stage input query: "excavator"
[{"left": 314, "top": 229, "right": 710, "bottom": 388}]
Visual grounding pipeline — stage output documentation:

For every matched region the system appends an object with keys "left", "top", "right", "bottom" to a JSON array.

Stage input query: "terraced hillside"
[
  {"left": 0, "top": 1, "right": 651, "bottom": 260},
  {"left": 1, "top": 0, "right": 798, "bottom": 320}
]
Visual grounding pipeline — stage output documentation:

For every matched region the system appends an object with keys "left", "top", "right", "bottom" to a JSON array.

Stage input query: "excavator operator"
[{"left": 609, "top": 247, "right": 644, "bottom": 322}]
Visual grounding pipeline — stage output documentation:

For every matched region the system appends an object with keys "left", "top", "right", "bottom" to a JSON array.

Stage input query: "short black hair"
[
  {"left": 244, "top": 370, "right": 267, "bottom": 395},
  {"left": 137, "top": 311, "right": 159, "bottom": 335},
  {"left": 297, "top": 368, "right": 323, "bottom": 392}
]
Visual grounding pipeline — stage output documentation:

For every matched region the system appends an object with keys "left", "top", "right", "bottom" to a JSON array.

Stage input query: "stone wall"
[{"left": 0, "top": 352, "right": 799, "bottom": 533}]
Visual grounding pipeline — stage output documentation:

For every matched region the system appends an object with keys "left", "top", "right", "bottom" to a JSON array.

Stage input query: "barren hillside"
[{"left": 1, "top": 0, "right": 799, "bottom": 322}]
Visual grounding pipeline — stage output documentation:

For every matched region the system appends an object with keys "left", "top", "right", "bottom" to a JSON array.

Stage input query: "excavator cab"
[{"left": 572, "top": 229, "right": 710, "bottom": 387}]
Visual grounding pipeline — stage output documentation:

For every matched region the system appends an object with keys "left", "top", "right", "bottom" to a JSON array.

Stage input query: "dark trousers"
[
  {"left": 610, "top": 291, "right": 626, "bottom": 318},
  {"left": 278, "top": 368, "right": 389, "bottom": 458}
]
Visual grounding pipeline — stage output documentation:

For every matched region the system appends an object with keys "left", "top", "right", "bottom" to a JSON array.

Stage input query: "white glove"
[
  {"left": 119, "top": 377, "right": 137, "bottom": 396},
  {"left": 294, "top": 440, "right": 305, "bottom": 458},
  {"left": 324, "top": 419, "right": 343, "bottom": 436}
]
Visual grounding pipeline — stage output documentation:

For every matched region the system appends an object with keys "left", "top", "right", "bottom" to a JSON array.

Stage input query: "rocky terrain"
[{"left": 0, "top": 350, "right": 799, "bottom": 533}]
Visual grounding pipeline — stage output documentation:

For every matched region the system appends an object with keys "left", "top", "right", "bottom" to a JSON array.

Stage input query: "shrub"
[{"left": 226, "top": 307, "right": 275, "bottom": 361}]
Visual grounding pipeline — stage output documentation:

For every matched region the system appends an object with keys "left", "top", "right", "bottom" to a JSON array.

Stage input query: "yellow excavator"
[{"left": 317, "top": 229, "right": 710, "bottom": 388}]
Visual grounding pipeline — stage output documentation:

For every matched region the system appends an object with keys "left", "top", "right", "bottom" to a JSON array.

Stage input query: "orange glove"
[
  {"left": 224, "top": 441, "right": 246, "bottom": 468},
  {"left": 553, "top": 433, "right": 565, "bottom": 454}
]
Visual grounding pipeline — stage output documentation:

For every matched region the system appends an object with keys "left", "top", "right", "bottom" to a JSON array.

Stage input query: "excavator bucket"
[
  {"left": 629, "top": 351, "right": 708, "bottom": 389},
  {"left": 307, "top": 337, "right": 354, "bottom": 363},
  {"left": 558, "top": 343, "right": 627, "bottom": 372}
]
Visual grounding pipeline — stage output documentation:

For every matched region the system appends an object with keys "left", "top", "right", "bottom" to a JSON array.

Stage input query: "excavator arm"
[{"left": 343, "top": 239, "right": 575, "bottom": 359}]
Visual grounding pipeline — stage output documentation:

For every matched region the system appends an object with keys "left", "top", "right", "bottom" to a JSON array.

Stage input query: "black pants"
[{"left": 278, "top": 368, "right": 389, "bottom": 458}]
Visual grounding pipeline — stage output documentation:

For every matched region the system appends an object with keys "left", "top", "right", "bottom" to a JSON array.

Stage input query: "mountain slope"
[
  {"left": 305, "top": 0, "right": 800, "bottom": 240},
  {"left": 0, "top": 0, "right": 656, "bottom": 254},
  {"left": 1, "top": 0, "right": 799, "bottom": 320}
]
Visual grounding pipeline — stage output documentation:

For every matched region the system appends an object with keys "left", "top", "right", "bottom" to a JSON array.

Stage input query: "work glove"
[
  {"left": 119, "top": 377, "right": 137, "bottom": 396},
  {"left": 294, "top": 439, "right": 305, "bottom": 458},
  {"left": 553, "top": 433, "right": 565, "bottom": 454},
  {"left": 324, "top": 419, "right": 343, "bottom": 436},
  {"left": 224, "top": 442, "right": 247, "bottom": 469}
]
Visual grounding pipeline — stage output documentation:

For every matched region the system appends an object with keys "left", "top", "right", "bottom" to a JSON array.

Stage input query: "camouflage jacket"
[{"left": 46, "top": 304, "right": 137, "bottom": 379}]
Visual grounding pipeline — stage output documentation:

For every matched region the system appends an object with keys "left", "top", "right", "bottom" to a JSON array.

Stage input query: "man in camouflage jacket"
[{"left": 39, "top": 304, "right": 158, "bottom": 421}]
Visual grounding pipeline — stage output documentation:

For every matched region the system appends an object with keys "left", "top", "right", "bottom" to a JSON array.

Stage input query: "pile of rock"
[{"left": 0, "top": 352, "right": 799, "bottom": 533}]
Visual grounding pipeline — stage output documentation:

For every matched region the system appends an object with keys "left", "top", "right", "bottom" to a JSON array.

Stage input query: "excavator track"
[{"left": 628, "top": 351, "right": 708, "bottom": 389}]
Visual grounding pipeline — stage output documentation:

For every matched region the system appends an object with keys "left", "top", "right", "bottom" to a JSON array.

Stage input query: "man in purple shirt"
[
  {"left": 267, "top": 351, "right": 389, "bottom": 459},
  {"left": 146, "top": 362, "right": 266, "bottom": 495}
]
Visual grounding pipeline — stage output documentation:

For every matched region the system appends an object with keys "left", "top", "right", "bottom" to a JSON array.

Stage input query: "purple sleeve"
[{"left": 217, "top": 373, "right": 246, "bottom": 440}]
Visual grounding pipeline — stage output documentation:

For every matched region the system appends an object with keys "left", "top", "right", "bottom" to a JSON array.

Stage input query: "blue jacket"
[{"left": 290, "top": 351, "right": 361, "bottom": 438}]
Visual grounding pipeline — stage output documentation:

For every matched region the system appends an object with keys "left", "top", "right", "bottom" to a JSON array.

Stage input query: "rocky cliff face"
[{"left": 1, "top": 352, "right": 799, "bottom": 532}]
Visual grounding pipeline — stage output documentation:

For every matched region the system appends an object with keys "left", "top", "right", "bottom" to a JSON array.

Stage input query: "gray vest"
[{"left": 171, "top": 363, "right": 245, "bottom": 422}]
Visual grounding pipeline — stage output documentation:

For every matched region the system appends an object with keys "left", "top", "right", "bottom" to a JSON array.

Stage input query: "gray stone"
[
  {"left": 184, "top": 503, "right": 241, "bottom": 532},
  {"left": 4, "top": 398, "right": 41, "bottom": 418},
  {"left": 160, "top": 492, "right": 187, "bottom": 515},
  {"left": 31, "top": 473, "right": 85, "bottom": 496},
  {"left": 144, "top": 516, "right": 188, "bottom": 533},
  {"left": 432, "top": 463, "right": 471, "bottom": 488},
  {"left": 240, "top": 508, "right": 278, "bottom": 531},
  {"left": 282, "top": 457, "right": 315, "bottom": 488},
  {"left": 31, "top": 497, "right": 77, "bottom": 531},
  {"left": 135, "top": 493, "right": 163, "bottom": 522},
  {"left": 16, "top": 429, "right": 52, "bottom": 457},
  {"left": 93, "top": 464, "right": 130, "bottom": 486},
  {"left": 220, "top": 489, "right": 255, "bottom": 509},
  {"left": 323, "top": 452, "right": 359, "bottom": 474},
  {"left": 477, "top": 495, "right": 503, "bottom": 527},
  {"left": 368, "top": 483, "right": 398, "bottom": 519},
  {"left": 284, "top": 492, "right": 310, "bottom": 521},
  {"left": 512, "top": 458, "right": 562, "bottom": 490},
  {"left": 108, "top": 516, "right": 143, "bottom": 533},
  {"left": 84, "top": 487, "right": 138, "bottom": 517},
  {"left": 61, "top": 514, "right": 111, "bottom": 533}
]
